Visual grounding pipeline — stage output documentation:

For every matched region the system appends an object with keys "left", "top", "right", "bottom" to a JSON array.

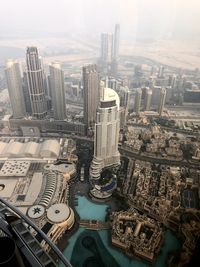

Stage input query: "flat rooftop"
[{"left": 0, "top": 160, "right": 30, "bottom": 176}]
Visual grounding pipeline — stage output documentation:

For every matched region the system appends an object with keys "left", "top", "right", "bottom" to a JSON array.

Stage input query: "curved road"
[
  {"left": 119, "top": 147, "right": 200, "bottom": 169},
  {"left": 39, "top": 132, "right": 199, "bottom": 169}
]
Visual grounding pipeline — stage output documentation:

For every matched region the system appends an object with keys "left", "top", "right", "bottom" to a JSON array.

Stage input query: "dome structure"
[{"left": 47, "top": 203, "right": 74, "bottom": 228}]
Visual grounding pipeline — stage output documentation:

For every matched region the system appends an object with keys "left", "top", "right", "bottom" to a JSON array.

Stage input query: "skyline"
[{"left": 0, "top": 1, "right": 200, "bottom": 266}]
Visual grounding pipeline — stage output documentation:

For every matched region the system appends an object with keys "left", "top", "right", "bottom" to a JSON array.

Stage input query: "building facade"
[
  {"left": 158, "top": 87, "right": 166, "bottom": 116},
  {"left": 134, "top": 88, "right": 142, "bottom": 115},
  {"left": 90, "top": 87, "right": 120, "bottom": 180},
  {"left": 144, "top": 87, "right": 152, "bottom": 111},
  {"left": 113, "top": 24, "right": 120, "bottom": 60},
  {"left": 5, "top": 59, "right": 26, "bottom": 118},
  {"left": 26, "top": 47, "right": 47, "bottom": 119},
  {"left": 49, "top": 62, "right": 66, "bottom": 120},
  {"left": 83, "top": 64, "right": 100, "bottom": 127}
]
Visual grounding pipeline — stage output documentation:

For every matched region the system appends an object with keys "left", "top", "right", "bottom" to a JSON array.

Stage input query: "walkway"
[{"left": 79, "top": 220, "right": 111, "bottom": 230}]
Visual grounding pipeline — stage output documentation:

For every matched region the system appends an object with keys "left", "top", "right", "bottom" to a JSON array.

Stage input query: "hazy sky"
[{"left": 1, "top": 0, "right": 200, "bottom": 40}]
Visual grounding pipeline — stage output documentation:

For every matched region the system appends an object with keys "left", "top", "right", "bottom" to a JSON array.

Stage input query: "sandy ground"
[{"left": 0, "top": 37, "right": 199, "bottom": 70}]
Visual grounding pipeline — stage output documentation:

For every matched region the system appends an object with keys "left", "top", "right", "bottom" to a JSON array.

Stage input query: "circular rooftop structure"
[
  {"left": 27, "top": 205, "right": 45, "bottom": 219},
  {"left": 102, "top": 87, "right": 120, "bottom": 110},
  {"left": 47, "top": 203, "right": 74, "bottom": 228}
]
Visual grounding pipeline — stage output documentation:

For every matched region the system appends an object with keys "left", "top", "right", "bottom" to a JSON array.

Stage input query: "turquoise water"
[
  {"left": 75, "top": 196, "right": 108, "bottom": 221},
  {"left": 62, "top": 196, "right": 180, "bottom": 267}
]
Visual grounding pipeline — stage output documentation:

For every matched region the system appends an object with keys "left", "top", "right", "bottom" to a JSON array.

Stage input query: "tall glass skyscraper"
[
  {"left": 83, "top": 64, "right": 100, "bottom": 127},
  {"left": 26, "top": 47, "right": 47, "bottom": 119},
  {"left": 5, "top": 59, "right": 26, "bottom": 118},
  {"left": 49, "top": 62, "right": 66, "bottom": 120}
]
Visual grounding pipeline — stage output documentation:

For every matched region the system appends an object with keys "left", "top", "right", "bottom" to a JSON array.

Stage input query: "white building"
[{"left": 90, "top": 87, "right": 120, "bottom": 180}]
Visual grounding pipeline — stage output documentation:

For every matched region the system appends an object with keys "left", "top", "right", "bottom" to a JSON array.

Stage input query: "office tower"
[
  {"left": 113, "top": 24, "right": 120, "bottom": 60},
  {"left": 49, "top": 62, "right": 66, "bottom": 120},
  {"left": 26, "top": 47, "right": 47, "bottom": 119},
  {"left": 22, "top": 72, "right": 32, "bottom": 114},
  {"left": 158, "top": 65, "right": 165, "bottom": 78},
  {"left": 101, "top": 33, "right": 113, "bottom": 74},
  {"left": 5, "top": 59, "right": 26, "bottom": 118},
  {"left": 168, "top": 74, "right": 177, "bottom": 89},
  {"left": 118, "top": 86, "right": 130, "bottom": 128},
  {"left": 134, "top": 88, "right": 142, "bottom": 115},
  {"left": 144, "top": 88, "right": 152, "bottom": 111},
  {"left": 118, "top": 86, "right": 130, "bottom": 108},
  {"left": 83, "top": 64, "right": 99, "bottom": 127},
  {"left": 101, "top": 33, "right": 113, "bottom": 63},
  {"left": 90, "top": 86, "right": 120, "bottom": 180},
  {"left": 158, "top": 88, "right": 166, "bottom": 116}
]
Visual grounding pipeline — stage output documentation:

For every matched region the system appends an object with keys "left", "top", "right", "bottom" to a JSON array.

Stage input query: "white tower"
[
  {"left": 5, "top": 59, "right": 26, "bottom": 118},
  {"left": 90, "top": 87, "right": 120, "bottom": 180}
]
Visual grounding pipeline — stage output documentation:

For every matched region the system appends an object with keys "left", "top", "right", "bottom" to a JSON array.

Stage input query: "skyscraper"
[
  {"left": 49, "top": 62, "right": 66, "bottom": 120},
  {"left": 113, "top": 24, "right": 120, "bottom": 60},
  {"left": 83, "top": 64, "right": 99, "bottom": 127},
  {"left": 22, "top": 72, "right": 32, "bottom": 114},
  {"left": 100, "top": 33, "right": 113, "bottom": 74},
  {"left": 144, "top": 88, "right": 152, "bottom": 111},
  {"left": 90, "top": 86, "right": 120, "bottom": 180},
  {"left": 26, "top": 47, "right": 47, "bottom": 119},
  {"left": 101, "top": 33, "right": 113, "bottom": 63},
  {"left": 134, "top": 88, "right": 142, "bottom": 115},
  {"left": 158, "top": 88, "right": 166, "bottom": 116},
  {"left": 118, "top": 86, "right": 130, "bottom": 128},
  {"left": 5, "top": 59, "right": 26, "bottom": 118},
  {"left": 158, "top": 65, "right": 165, "bottom": 78}
]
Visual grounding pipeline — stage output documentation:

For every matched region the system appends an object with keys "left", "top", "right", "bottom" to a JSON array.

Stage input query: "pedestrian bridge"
[{"left": 79, "top": 220, "right": 111, "bottom": 230}]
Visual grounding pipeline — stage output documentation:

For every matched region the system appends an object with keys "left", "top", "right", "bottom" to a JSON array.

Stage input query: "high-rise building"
[
  {"left": 158, "top": 88, "right": 166, "bottom": 116},
  {"left": 118, "top": 86, "right": 130, "bottom": 128},
  {"left": 113, "top": 24, "right": 120, "bottom": 60},
  {"left": 158, "top": 65, "right": 165, "bottom": 78},
  {"left": 22, "top": 72, "right": 32, "bottom": 114},
  {"left": 5, "top": 59, "right": 26, "bottom": 118},
  {"left": 168, "top": 74, "right": 177, "bottom": 89},
  {"left": 26, "top": 47, "right": 47, "bottom": 119},
  {"left": 101, "top": 33, "right": 113, "bottom": 63},
  {"left": 100, "top": 25, "right": 120, "bottom": 76},
  {"left": 144, "top": 88, "right": 152, "bottom": 111},
  {"left": 100, "top": 33, "right": 113, "bottom": 74},
  {"left": 49, "top": 62, "right": 66, "bottom": 120},
  {"left": 83, "top": 64, "right": 99, "bottom": 127},
  {"left": 134, "top": 88, "right": 142, "bottom": 115},
  {"left": 90, "top": 86, "right": 120, "bottom": 181}
]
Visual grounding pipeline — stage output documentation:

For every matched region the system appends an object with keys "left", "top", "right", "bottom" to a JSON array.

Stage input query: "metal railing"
[{"left": 0, "top": 197, "right": 72, "bottom": 267}]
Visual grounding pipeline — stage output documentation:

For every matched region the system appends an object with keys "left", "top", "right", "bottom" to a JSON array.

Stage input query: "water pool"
[{"left": 61, "top": 196, "right": 180, "bottom": 267}]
